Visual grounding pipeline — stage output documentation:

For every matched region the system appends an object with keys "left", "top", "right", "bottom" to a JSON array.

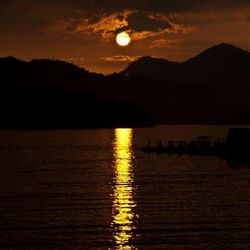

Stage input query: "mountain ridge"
[
  {"left": 1, "top": 43, "right": 250, "bottom": 125},
  {"left": 121, "top": 43, "right": 250, "bottom": 82}
]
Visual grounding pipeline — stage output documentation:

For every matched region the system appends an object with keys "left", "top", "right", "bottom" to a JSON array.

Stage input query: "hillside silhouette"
[
  {"left": 0, "top": 57, "right": 151, "bottom": 129},
  {"left": 1, "top": 43, "right": 250, "bottom": 128},
  {"left": 117, "top": 43, "right": 250, "bottom": 124},
  {"left": 122, "top": 43, "right": 250, "bottom": 83}
]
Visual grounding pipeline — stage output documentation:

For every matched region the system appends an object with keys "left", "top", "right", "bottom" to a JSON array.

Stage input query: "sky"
[{"left": 1, "top": 0, "right": 250, "bottom": 74}]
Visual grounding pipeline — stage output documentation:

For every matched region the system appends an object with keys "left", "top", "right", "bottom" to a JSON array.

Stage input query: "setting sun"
[{"left": 116, "top": 32, "right": 131, "bottom": 47}]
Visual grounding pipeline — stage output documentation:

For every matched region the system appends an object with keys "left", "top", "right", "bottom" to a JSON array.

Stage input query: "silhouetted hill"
[
  {"left": 1, "top": 43, "right": 250, "bottom": 127},
  {"left": 117, "top": 43, "right": 250, "bottom": 124},
  {"left": 122, "top": 43, "right": 250, "bottom": 83},
  {"left": 184, "top": 43, "right": 250, "bottom": 83},
  {"left": 0, "top": 57, "right": 104, "bottom": 92},
  {"left": 187, "top": 43, "right": 250, "bottom": 65},
  {"left": 123, "top": 56, "right": 180, "bottom": 81},
  {"left": 0, "top": 57, "right": 151, "bottom": 129}
]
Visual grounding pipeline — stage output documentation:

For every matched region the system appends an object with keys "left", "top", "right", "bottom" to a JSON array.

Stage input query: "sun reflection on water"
[{"left": 112, "top": 128, "right": 137, "bottom": 249}]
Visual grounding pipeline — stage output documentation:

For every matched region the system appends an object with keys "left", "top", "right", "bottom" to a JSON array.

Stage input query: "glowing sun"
[{"left": 116, "top": 32, "right": 131, "bottom": 47}]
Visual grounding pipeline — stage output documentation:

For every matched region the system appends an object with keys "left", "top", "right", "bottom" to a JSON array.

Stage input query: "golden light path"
[{"left": 112, "top": 128, "right": 137, "bottom": 249}]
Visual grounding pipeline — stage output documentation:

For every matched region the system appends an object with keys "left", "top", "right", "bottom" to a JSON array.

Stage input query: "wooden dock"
[{"left": 143, "top": 128, "right": 250, "bottom": 164}]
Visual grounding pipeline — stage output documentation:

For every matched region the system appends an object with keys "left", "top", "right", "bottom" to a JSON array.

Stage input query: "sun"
[{"left": 116, "top": 32, "right": 131, "bottom": 47}]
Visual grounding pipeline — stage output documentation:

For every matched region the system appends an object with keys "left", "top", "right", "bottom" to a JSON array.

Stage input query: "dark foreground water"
[{"left": 1, "top": 126, "right": 250, "bottom": 249}]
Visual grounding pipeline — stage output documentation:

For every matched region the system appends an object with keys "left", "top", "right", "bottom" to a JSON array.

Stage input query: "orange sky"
[{"left": 0, "top": 0, "right": 250, "bottom": 74}]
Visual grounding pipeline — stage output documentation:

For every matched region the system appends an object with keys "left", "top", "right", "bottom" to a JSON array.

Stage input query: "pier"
[
  {"left": 143, "top": 128, "right": 250, "bottom": 163},
  {"left": 143, "top": 137, "right": 226, "bottom": 156}
]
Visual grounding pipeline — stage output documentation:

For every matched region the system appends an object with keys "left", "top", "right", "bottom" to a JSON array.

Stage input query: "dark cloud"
[
  {"left": 55, "top": 10, "right": 193, "bottom": 42},
  {"left": 1, "top": 0, "right": 249, "bottom": 36},
  {"left": 53, "top": 0, "right": 250, "bottom": 14},
  {"left": 127, "top": 12, "right": 171, "bottom": 32},
  {"left": 3, "top": 0, "right": 250, "bottom": 18}
]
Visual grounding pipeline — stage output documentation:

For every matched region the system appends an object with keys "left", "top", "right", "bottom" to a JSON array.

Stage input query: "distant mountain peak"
[
  {"left": 203, "top": 43, "right": 248, "bottom": 54},
  {"left": 136, "top": 56, "right": 153, "bottom": 61},
  {"left": 212, "top": 43, "right": 238, "bottom": 49},
  {"left": 122, "top": 56, "right": 179, "bottom": 81},
  {"left": 133, "top": 56, "right": 174, "bottom": 64},
  {"left": 187, "top": 43, "right": 249, "bottom": 64},
  {"left": 0, "top": 56, "right": 23, "bottom": 63},
  {"left": 120, "top": 43, "right": 250, "bottom": 82}
]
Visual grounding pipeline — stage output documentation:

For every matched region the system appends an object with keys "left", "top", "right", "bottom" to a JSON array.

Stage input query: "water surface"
[{"left": 1, "top": 126, "right": 250, "bottom": 249}]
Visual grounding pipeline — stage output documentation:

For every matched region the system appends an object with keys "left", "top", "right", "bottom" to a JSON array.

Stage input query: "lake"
[{"left": 1, "top": 125, "right": 250, "bottom": 249}]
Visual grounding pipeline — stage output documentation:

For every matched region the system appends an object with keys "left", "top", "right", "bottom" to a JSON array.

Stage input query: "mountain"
[
  {"left": 1, "top": 43, "right": 250, "bottom": 127},
  {"left": 185, "top": 43, "right": 250, "bottom": 83},
  {"left": 117, "top": 43, "right": 250, "bottom": 124},
  {"left": 0, "top": 57, "right": 151, "bottom": 129},
  {"left": 0, "top": 56, "right": 103, "bottom": 92},
  {"left": 187, "top": 43, "right": 250, "bottom": 65},
  {"left": 122, "top": 43, "right": 250, "bottom": 83},
  {"left": 122, "top": 56, "right": 180, "bottom": 81}
]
